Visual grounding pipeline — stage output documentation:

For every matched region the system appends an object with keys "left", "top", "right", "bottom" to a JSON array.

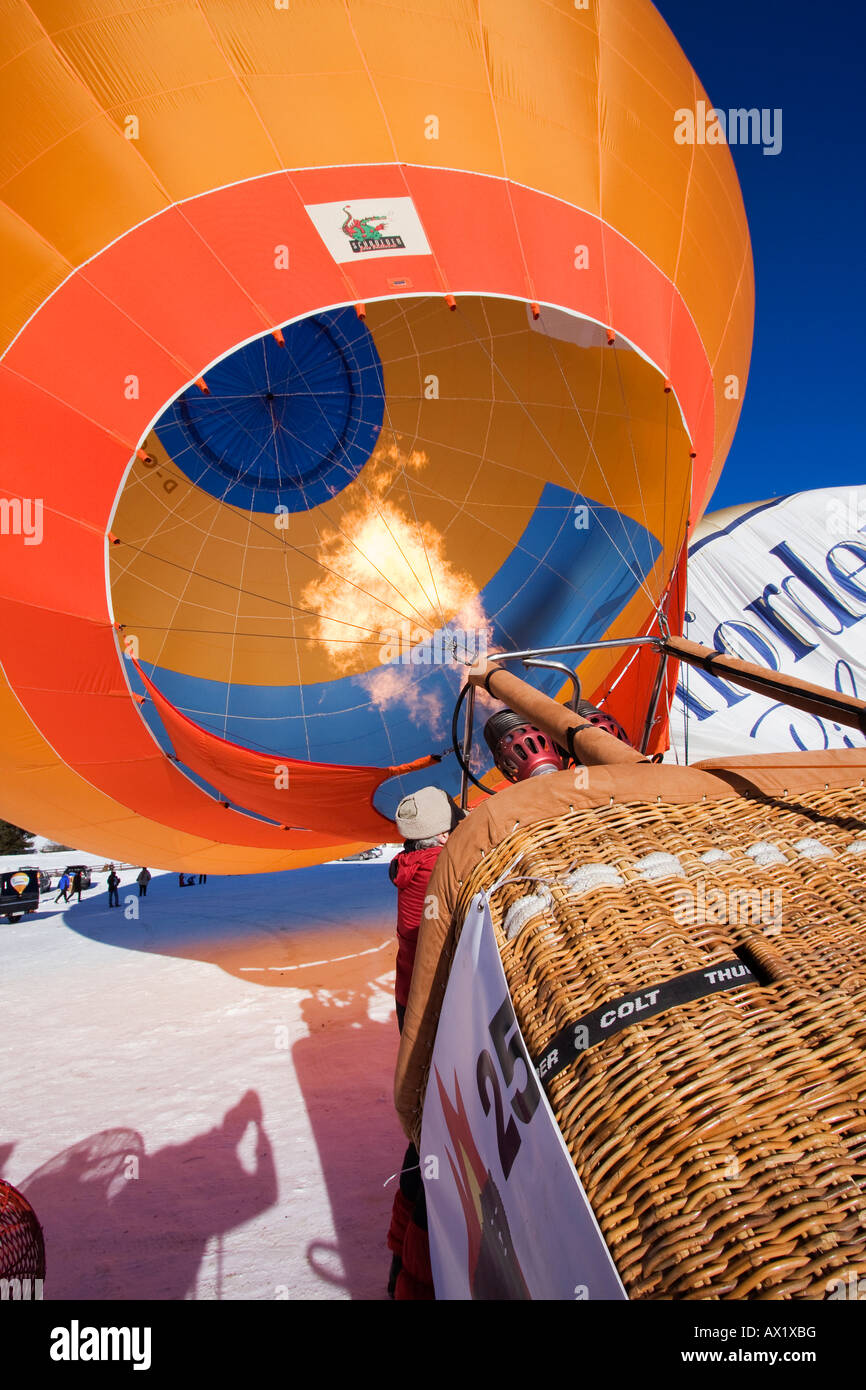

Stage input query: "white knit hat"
[{"left": 395, "top": 786, "right": 459, "bottom": 841}]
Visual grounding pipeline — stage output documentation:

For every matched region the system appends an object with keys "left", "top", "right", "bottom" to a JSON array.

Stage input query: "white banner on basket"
[
  {"left": 669, "top": 486, "right": 866, "bottom": 764},
  {"left": 420, "top": 892, "right": 627, "bottom": 1301},
  {"left": 305, "top": 196, "right": 431, "bottom": 264}
]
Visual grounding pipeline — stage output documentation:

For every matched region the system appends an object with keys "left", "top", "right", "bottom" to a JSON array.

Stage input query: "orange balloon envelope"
[{"left": 0, "top": 0, "right": 753, "bottom": 871}]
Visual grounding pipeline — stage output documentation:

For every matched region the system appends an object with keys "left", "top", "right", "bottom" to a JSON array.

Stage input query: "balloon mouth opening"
[
  {"left": 111, "top": 293, "right": 691, "bottom": 766},
  {"left": 150, "top": 307, "right": 386, "bottom": 513}
]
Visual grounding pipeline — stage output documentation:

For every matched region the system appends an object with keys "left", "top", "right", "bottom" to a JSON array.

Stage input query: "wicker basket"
[
  {"left": 452, "top": 784, "right": 866, "bottom": 1299},
  {"left": 0, "top": 1181, "right": 45, "bottom": 1293}
]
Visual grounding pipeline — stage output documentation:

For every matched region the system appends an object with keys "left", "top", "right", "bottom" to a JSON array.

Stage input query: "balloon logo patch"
[{"left": 305, "top": 196, "right": 432, "bottom": 263}]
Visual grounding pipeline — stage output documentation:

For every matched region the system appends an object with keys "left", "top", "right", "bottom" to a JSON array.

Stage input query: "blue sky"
[{"left": 654, "top": 0, "right": 865, "bottom": 511}]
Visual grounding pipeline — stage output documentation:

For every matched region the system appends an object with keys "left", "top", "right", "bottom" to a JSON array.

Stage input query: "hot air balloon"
[{"left": 0, "top": 0, "right": 753, "bottom": 872}]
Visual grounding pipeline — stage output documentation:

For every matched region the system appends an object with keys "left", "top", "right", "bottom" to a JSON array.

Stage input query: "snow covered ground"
[{"left": 0, "top": 859, "right": 407, "bottom": 1300}]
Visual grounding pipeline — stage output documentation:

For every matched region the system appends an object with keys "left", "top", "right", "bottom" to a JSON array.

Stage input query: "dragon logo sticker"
[
  {"left": 340, "top": 206, "right": 405, "bottom": 254},
  {"left": 305, "top": 196, "right": 430, "bottom": 264}
]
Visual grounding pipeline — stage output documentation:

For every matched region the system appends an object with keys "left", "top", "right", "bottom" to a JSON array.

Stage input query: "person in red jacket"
[
  {"left": 389, "top": 786, "right": 463, "bottom": 1034},
  {"left": 386, "top": 786, "right": 464, "bottom": 1299}
]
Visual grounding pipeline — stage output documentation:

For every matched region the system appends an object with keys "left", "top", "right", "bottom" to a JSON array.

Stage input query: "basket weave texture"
[
  {"left": 453, "top": 784, "right": 866, "bottom": 1299},
  {"left": 0, "top": 1180, "right": 45, "bottom": 1285}
]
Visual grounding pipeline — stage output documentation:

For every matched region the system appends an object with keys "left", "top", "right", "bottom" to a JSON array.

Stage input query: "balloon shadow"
[
  {"left": 4, "top": 1091, "right": 276, "bottom": 1300},
  {"left": 59, "top": 864, "right": 397, "bottom": 988},
  {"left": 41, "top": 864, "right": 405, "bottom": 1299},
  {"left": 290, "top": 967, "right": 405, "bottom": 1300}
]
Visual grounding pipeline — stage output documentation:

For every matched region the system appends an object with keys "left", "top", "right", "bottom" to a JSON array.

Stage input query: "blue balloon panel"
[{"left": 153, "top": 309, "right": 385, "bottom": 513}]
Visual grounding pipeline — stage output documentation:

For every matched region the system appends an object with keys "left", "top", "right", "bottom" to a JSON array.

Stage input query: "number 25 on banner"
[{"left": 476, "top": 996, "right": 541, "bottom": 1180}]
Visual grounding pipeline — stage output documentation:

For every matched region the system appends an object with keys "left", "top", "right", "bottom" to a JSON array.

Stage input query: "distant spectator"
[
  {"left": 54, "top": 872, "right": 70, "bottom": 904},
  {"left": 137, "top": 867, "right": 151, "bottom": 898},
  {"left": 107, "top": 866, "right": 120, "bottom": 908},
  {"left": 71, "top": 869, "right": 83, "bottom": 902}
]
